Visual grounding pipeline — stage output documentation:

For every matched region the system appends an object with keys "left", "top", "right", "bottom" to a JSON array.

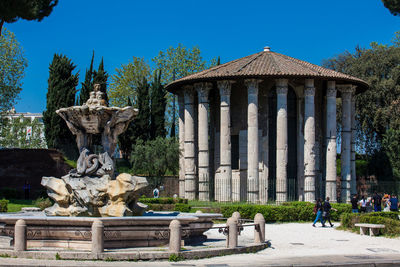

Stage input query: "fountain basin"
[{"left": 0, "top": 212, "right": 222, "bottom": 250}]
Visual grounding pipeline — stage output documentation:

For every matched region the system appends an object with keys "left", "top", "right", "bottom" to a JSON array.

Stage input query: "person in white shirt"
[{"left": 359, "top": 196, "right": 368, "bottom": 213}]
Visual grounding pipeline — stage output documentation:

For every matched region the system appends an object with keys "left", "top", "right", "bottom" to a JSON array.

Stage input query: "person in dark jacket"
[
  {"left": 312, "top": 198, "right": 325, "bottom": 227},
  {"left": 322, "top": 197, "right": 337, "bottom": 227}
]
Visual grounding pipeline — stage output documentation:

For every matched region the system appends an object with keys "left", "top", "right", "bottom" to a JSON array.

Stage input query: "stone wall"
[{"left": 0, "top": 149, "right": 72, "bottom": 199}]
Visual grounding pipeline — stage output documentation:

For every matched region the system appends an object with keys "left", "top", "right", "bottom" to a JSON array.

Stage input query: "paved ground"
[{"left": 1, "top": 222, "right": 400, "bottom": 266}]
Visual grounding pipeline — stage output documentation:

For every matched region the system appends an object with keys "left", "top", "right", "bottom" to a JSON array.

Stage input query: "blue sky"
[{"left": 5, "top": 0, "right": 400, "bottom": 113}]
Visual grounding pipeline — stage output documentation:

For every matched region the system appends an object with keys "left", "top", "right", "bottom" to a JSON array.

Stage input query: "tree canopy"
[
  {"left": 382, "top": 0, "right": 400, "bottom": 16},
  {"left": 79, "top": 51, "right": 94, "bottom": 105},
  {"left": 109, "top": 57, "right": 151, "bottom": 107},
  {"left": 0, "top": 0, "right": 58, "bottom": 36},
  {"left": 0, "top": 28, "right": 27, "bottom": 114}
]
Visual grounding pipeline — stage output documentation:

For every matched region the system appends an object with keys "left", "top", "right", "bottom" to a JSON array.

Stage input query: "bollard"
[
  {"left": 254, "top": 213, "right": 265, "bottom": 244},
  {"left": 14, "top": 219, "right": 27, "bottom": 251},
  {"left": 227, "top": 217, "right": 238, "bottom": 248},
  {"left": 169, "top": 219, "right": 181, "bottom": 253},
  {"left": 91, "top": 219, "right": 104, "bottom": 254},
  {"left": 232, "top": 211, "right": 241, "bottom": 221}
]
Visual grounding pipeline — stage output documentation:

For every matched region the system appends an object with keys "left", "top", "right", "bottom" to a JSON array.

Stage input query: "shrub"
[
  {"left": 174, "top": 203, "right": 191, "bottom": 212},
  {"left": 0, "top": 199, "right": 9, "bottom": 212},
  {"left": 339, "top": 213, "right": 400, "bottom": 237},
  {"left": 34, "top": 197, "right": 52, "bottom": 210},
  {"left": 221, "top": 202, "right": 352, "bottom": 222},
  {"left": 139, "top": 197, "right": 188, "bottom": 204}
]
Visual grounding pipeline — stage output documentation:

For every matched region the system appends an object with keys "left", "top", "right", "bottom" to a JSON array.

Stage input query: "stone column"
[
  {"left": 325, "top": 81, "right": 337, "bottom": 202},
  {"left": 276, "top": 79, "right": 288, "bottom": 203},
  {"left": 246, "top": 79, "right": 262, "bottom": 203},
  {"left": 304, "top": 79, "right": 316, "bottom": 202},
  {"left": 184, "top": 86, "right": 196, "bottom": 200},
  {"left": 178, "top": 93, "right": 185, "bottom": 198},
  {"left": 216, "top": 80, "right": 233, "bottom": 202},
  {"left": 338, "top": 85, "right": 355, "bottom": 203},
  {"left": 196, "top": 82, "right": 212, "bottom": 201},
  {"left": 297, "top": 88, "right": 304, "bottom": 201},
  {"left": 351, "top": 92, "right": 357, "bottom": 196}
]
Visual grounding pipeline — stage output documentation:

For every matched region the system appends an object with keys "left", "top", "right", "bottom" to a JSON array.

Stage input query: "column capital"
[
  {"left": 304, "top": 87, "right": 315, "bottom": 97},
  {"left": 327, "top": 81, "right": 336, "bottom": 98},
  {"left": 245, "top": 79, "right": 262, "bottom": 95},
  {"left": 195, "top": 82, "right": 212, "bottom": 100},
  {"left": 218, "top": 80, "right": 234, "bottom": 96},
  {"left": 276, "top": 79, "right": 288, "bottom": 95},
  {"left": 337, "top": 84, "right": 356, "bottom": 98},
  {"left": 183, "top": 85, "right": 195, "bottom": 104}
]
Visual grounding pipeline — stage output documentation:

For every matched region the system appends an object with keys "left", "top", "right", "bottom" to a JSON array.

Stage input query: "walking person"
[
  {"left": 322, "top": 197, "right": 337, "bottom": 227},
  {"left": 351, "top": 194, "right": 359, "bottom": 213},
  {"left": 372, "top": 191, "right": 382, "bottom": 212},
  {"left": 389, "top": 194, "right": 399, "bottom": 212},
  {"left": 312, "top": 198, "right": 325, "bottom": 227},
  {"left": 359, "top": 196, "right": 367, "bottom": 213}
]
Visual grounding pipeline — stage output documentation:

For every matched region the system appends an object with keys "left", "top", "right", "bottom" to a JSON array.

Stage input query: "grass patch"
[{"left": 6, "top": 199, "right": 35, "bottom": 212}]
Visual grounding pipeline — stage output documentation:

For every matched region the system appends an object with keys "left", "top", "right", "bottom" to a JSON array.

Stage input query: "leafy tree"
[
  {"left": 150, "top": 69, "right": 166, "bottom": 139},
  {"left": 93, "top": 57, "right": 108, "bottom": 104},
  {"left": 0, "top": 115, "right": 46, "bottom": 148},
  {"left": 79, "top": 51, "right": 94, "bottom": 105},
  {"left": 108, "top": 57, "right": 151, "bottom": 107},
  {"left": 0, "top": 0, "right": 58, "bottom": 36},
  {"left": 152, "top": 44, "right": 217, "bottom": 136},
  {"left": 43, "top": 54, "right": 79, "bottom": 159},
  {"left": 322, "top": 39, "right": 400, "bottom": 154},
  {"left": 0, "top": 28, "right": 27, "bottom": 114},
  {"left": 382, "top": 128, "right": 400, "bottom": 179},
  {"left": 382, "top": 0, "right": 400, "bottom": 16},
  {"left": 131, "top": 137, "right": 179, "bottom": 186}
]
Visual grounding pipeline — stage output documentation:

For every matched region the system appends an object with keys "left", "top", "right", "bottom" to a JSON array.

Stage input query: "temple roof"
[{"left": 165, "top": 48, "right": 368, "bottom": 92}]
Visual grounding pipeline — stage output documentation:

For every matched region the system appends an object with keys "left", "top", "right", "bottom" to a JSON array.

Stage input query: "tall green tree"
[
  {"left": 0, "top": 28, "right": 27, "bottom": 114},
  {"left": 132, "top": 76, "right": 150, "bottom": 142},
  {"left": 152, "top": 44, "right": 217, "bottom": 136},
  {"left": 109, "top": 57, "right": 151, "bottom": 107},
  {"left": 322, "top": 40, "right": 400, "bottom": 153},
  {"left": 118, "top": 97, "right": 135, "bottom": 160},
  {"left": 0, "top": 0, "right": 58, "bottom": 36},
  {"left": 79, "top": 51, "right": 94, "bottom": 105},
  {"left": 382, "top": 0, "right": 400, "bottom": 16},
  {"left": 150, "top": 69, "right": 166, "bottom": 139},
  {"left": 93, "top": 57, "right": 108, "bottom": 104},
  {"left": 43, "top": 54, "right": 79, "bottom": 159}
]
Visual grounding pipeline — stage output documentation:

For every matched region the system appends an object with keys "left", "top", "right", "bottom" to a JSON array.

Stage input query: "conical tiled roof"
[{"left": 166, "top": 49, "right": 368, "bottom": 92}]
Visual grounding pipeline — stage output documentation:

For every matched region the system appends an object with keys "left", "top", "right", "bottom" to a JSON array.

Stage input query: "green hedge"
[
  {"left": 221, "top": 202, "right": 352, "bottom": 222},
  {"left": 139, "top": 197, "right": 188, "bottom": 204},
  {"left": 0, "top": 199, "right": 9, "bottom": 212},
  {"left": 146, "top": 203, "right": 191, "bottom": 212},
  {"left": 340, "top": 212, "right": 400, "bottom": 236}
]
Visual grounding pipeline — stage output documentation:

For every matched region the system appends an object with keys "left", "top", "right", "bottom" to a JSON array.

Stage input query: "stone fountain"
[
  {"left": 41, "top": 84, "right": 147, "bottom": 217},
  {"left": 0, "top": 85, "right": 220, "bottom": 250}
]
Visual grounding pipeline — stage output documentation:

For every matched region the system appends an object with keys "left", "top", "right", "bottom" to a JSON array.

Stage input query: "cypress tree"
[
  {"left": 93, "top": 57, "right": 109, "bottom": 104},
  {"left": 79, "top": 51, "right": 94, "bottom": 105},
  {"left": 43, "top": 54, "right": 79, "bottom": 159},
  {"left": 150, "top": 69, "right": 166, "bottom": 139},
  {"left": 118, "top": 97, "right": 135, "bottom": 160},
  {"left": 133, "top": 76, "right": 150, "bottom": 142}
]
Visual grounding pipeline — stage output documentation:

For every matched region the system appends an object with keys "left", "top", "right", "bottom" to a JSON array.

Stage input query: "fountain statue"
[{"left": 41, "top": 84, "right": 148, "bottom": 217}]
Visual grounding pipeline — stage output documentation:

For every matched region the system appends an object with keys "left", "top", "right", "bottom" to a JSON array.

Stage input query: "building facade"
[{"left": 166, "top": 47, "right": 368, "bottom": 203}]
